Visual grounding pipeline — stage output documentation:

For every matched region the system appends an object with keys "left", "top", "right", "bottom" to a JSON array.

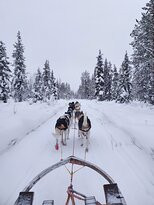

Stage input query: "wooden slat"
[{"left": 42, "top": 200, "right": 54, "bottom": 205}]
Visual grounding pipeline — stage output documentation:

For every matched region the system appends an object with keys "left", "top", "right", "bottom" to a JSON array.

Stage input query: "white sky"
[{"left": 0, "top": 0, "right": 147, "bottom": 91}]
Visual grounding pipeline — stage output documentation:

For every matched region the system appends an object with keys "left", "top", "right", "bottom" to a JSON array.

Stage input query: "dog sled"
[{"left": 14, "top": 156, "right": 127, "bottom": 205}]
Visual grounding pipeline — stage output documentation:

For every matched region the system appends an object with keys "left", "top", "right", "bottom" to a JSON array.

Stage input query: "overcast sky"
[{"left": 0, "top": 0, "right": 148, "bottom": 91}]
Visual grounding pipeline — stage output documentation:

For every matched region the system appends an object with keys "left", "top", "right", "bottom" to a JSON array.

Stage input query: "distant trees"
[
  {"left": 56, "top": 80, "right": 73, "bottom": 99},
  {"left": 93, "top": 50, "right": 113, "bottom": 101},
  {"left": 0, "top": 31, "right": 62, "bottom": 103},
  {"left": 0, "top": 41, "right": 11, "bottom": 103},
  {"left": 1, "top": 0, "right": 154, "bottom": 109},
  {"left": 76, "top": 50, "right": 132, "bottom": 103},
  {"left": 77, "top": 71, "right": 91, "bottom": 99},
  {"left": 130, "top": 0, "right": 154, "bottom": 104},
  {"left": 111, "top": 65, "right": 119, "bottom": 100},
  {"left": 33, "top": 62, "right": 58, "bottom": 102},
  {"left": 42, "top": 60, "right": 52, "bottom": 101},
  {"left": 103, "top": 59, "right": 112, "bottom": 101},
  {"left": 33, "top": 68, "right": 43, "bottom": 101}
]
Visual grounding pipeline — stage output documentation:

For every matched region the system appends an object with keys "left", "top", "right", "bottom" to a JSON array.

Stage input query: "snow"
[{"left": 0, "top": 100, "right": 154, "bottom": 205}]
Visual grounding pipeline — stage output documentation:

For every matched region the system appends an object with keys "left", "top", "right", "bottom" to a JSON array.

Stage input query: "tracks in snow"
[
  {"left": 89, "top": 105, "right": 147, "bottom": 153},
  {"left": 0, "top": 106, "right": 65, "bottom": 156}
]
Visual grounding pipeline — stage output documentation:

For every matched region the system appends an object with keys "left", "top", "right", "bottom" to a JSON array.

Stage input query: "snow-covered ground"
[{"left": 0, "top": 100, "right": 154, "bottom": 205}]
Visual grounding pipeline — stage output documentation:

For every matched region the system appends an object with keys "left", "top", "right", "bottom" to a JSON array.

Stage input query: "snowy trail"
[
  {"left": 0, "top": 105, "right": 65, "bottom": 156},
  {"left": 83, "top": 101, "right": 154, "bottom": 205},
  {"left": 0, "top": 102, "right": 69, "bottom": 205},
  {"left": 0, "top": 100, "right": 154, "bottom": 205}
]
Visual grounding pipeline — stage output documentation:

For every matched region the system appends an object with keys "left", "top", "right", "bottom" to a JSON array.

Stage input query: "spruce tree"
[
  {"left": 57, "top": 80, "right": 72, "bottom": 99},
  {"left": 33, "top": 68, "right": 43, "bottom": 101},
  {"left": 50, "top": 70, "right": 57, "bottom": 99},
  {"left": 42, "top": 60, "right": 51, "bottom": 101},
  {"left": 94, "top": 50, "right": 104, "bottom": 100},
  {"left": 78, "top": 70, "right": 91, "bottom": 99},
  {"left": 89, "top": 74, "right": 96, "bottom": 99},
  {"left": 12, "top": 31, "right": 27, "bottom": 102},
  {"left": 111, "top": 65, "right": 119, "bottom": 100},
  {"left": 131, "top": 0, "right": 154, "bottom": 104},
  {"left": 103, "top": 59, "right": 112, "bottom": 100},
  {"left": 0, "top": 41, "right": 11, "bottom": 103},
  {"left": 116, "top": 52, "right": 132, "bottom": 103}
]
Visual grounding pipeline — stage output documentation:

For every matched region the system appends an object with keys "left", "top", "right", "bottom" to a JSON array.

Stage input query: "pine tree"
[
  {"left": 26, "top": 77, "right": 34, "bottom": 101},
  {"left": 89, "top": 74, "right": 96, "bottom": 99},
  {"left": 12, "top": 31, "right": 27, "bottom": 102},
  {"left": 94, "top": 50, "right": 104, "bottom": 100},
  {"left": 50, "top": 70, "right": 57, "bottom": 99},
  {"left": 78, "top": 70, "right": 91, "bottom": 99},
  {"left": 131, "top": 0, "right": 154, "bottom": 104},
  {"left": 116, "top": 52, "right": 132, "bottom": 103},
  {"left": 33, "top": 68, "right": 43, "bottom": 101},
  {"left": 111, "top": 65, "right": 119, "bottom": 100},
  {"left": 103, "top": 59, "right": 112, "bottom": 100},
  {"left": 56, "top": 80, "right": 72, "bottom": 99},
  {"left": 42, "top": 60, "right": 51, "bottom": 101},
  {"left": 0, "top": 41, "right": 11, "bottom": 103}
]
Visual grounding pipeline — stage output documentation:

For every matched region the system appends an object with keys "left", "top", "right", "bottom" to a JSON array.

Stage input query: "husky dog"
[
  {"left": 68, "top": 102, "right": 75, "bottom": 111},
  {"left": 74, "top": 101, "right": 81, "bottom": 122},
  {"left": 55, "top": 115, "right": 70, "bottom": 149},
  {"left": 78, "top": 113, "right": 91, "bottom": 152},
  {"left": 74, "top": 101, "right": 81, "bottom": 112},
  {"left": 75, "top": 111, "right": 83, "bottom": 123}
]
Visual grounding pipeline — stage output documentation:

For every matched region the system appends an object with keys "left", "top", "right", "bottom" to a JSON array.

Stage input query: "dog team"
[{"left": 54, "top": 101, "right": 91, "bottom": 152}]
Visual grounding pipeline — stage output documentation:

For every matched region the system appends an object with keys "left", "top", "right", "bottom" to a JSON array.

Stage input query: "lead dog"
[{"left": 78, "top": 113, "right": 91, "bottom": 152}]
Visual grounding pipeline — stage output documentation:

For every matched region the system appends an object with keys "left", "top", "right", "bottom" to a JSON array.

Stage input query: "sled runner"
[
  {"left": 85, "top": 196, "right": 97, "bottom": 205},
  {"left": 14, "top": 156, "right": 126, "bottom": 205}
]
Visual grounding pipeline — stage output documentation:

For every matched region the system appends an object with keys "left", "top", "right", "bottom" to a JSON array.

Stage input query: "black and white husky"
[
  {"left": 78, "top": 113, "right": 91, "bottom": 152},
  {"left": 54, "top": 114, "right": 70, "bottom": 149}
]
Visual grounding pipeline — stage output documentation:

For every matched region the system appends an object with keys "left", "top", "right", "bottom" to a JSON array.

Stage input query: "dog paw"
[{"left": 62, "top": 142, "right": 67, "bottom": 146}]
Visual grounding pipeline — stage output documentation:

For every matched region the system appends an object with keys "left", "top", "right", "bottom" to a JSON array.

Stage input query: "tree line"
[
  {"left": 77, "top": 0, "right": 154, "bottom": 105},
  {"left": 0, "top": 0, "right": 154, "bottom": 104},
  {"left": 0, "top": 31, "right": 73, "bottom": 103}
]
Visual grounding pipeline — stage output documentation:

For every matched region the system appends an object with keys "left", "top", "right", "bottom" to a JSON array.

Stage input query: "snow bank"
[{"left": 0, "top": 100, "right": 66, "bottom": 154}]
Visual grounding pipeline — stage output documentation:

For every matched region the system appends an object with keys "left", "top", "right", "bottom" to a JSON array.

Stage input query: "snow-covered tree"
[
  {"left": 50, "top": 70, "right": 57, "bottom": 99},
  {"left": 116, "top": 52, "right": 132, "bottom": 103},
  {"left": 77, "top": 70, "right": 91, "bottom": 99},
  {"left": 57, "top": 80, "right": 72, "bottom": 99},
  {"left": 33, "top": 68, "right": 43, "bottom": 102},
  {"left": 0, "top": 41, "right": 11, "bottom": 103},
  {"left": 94, "top": 50, "right": 104, "bottom": 100},
  {"left": 42, "top": 60, "right": 51, "bottom": 101},
  {"left": 12, "top": 31, "right": 27, "bottom": 102},
  {"left": 89, "top": 73, "right": 96, "bottom": 99},
  {"left": 111, "top": 65, "right": 119, "bottom": 100},
  {"left": 103, "top": 59, "right": 112, "bottom": 100},
  {"left": 26, "top": 77, "right": 34, "bottom": 100},
  {"left": 131, "top": 0, "right": 154, "bottom": 104}
]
